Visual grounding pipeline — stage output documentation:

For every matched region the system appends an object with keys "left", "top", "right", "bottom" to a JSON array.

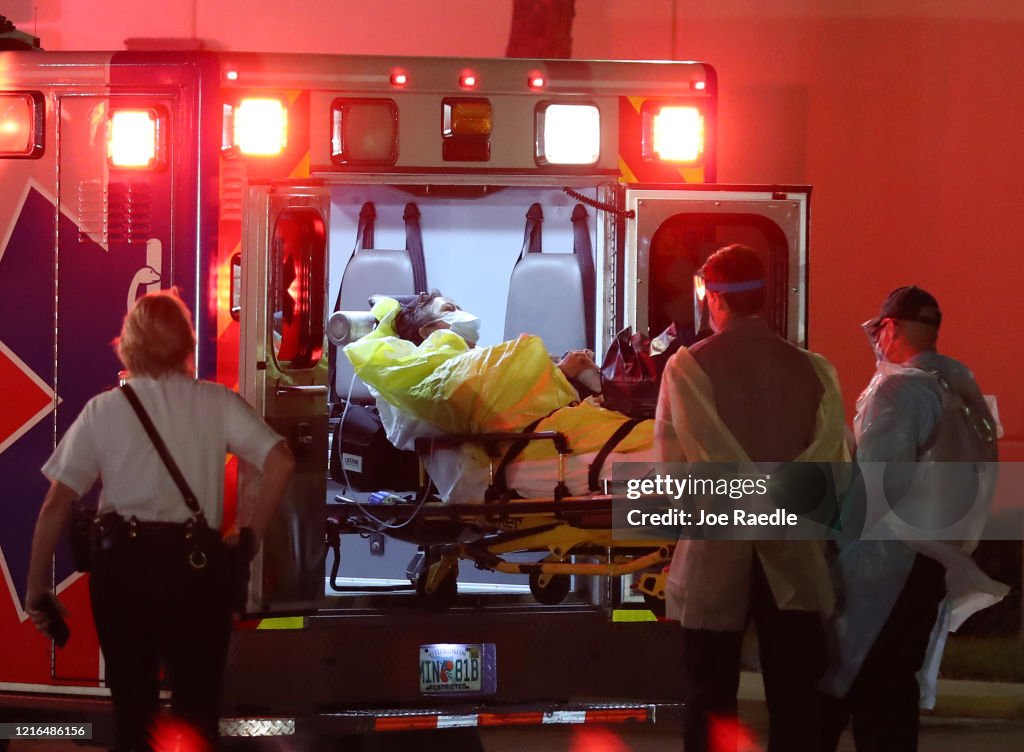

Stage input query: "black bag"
[
  {"left": 330, "top": 403, "right": 419, "bottom": 491},
  {"left": 600, "top": 327, "right": 661, "bottom": 419},
  {"left": 599, "top": 324, "right": 683, "bottom": 419}
]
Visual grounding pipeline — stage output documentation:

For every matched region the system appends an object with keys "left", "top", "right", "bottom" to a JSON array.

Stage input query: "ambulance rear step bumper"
[{"left": 220, "top": 701, "right": 685, "bottom": 738}]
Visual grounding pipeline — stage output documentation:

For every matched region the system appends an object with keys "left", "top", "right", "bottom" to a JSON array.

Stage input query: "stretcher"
[{"left": 326, "top": 430, "right": 674, "bottom": 608}]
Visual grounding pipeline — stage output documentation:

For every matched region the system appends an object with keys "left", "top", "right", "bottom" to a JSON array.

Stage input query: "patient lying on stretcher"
[{"left": 343, "top": 292, "right": 656, "bottom": 502}]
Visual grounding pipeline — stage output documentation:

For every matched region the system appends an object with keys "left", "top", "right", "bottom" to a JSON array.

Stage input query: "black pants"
[
  {"left": 820, "top": 554, "right": 947, "bottom": 752},
  {"left": 680, "top": 558, "right": 827, "bottom": 752},
  {"left": 90, "top": 526, "right": 232, "bottom": 752}
]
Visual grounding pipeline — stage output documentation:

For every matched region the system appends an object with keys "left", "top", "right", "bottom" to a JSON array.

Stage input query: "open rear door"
[
  {"left": 623, "top": 185, "right": 810, "bottom": 346},
  {"left": 239, "top": 181, "right": 329, "bottom": 613}
]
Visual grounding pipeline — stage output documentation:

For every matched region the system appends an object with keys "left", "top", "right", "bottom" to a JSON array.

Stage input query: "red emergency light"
[
  {"left": 459, "top": 72, "right": 477, "bottom": 89},
  {"left": 223, "top": 97, "right": 288, "bottom": 157},
  {"left": 528, "top": 73, "right": 546, "bottom": 91},
  {"left": 390, "top": 71, "right": 409, "bottom": 87},
  {"left": 107, "top": 108, "right": 165, "bottom": 169},
  {"left": 641, "top": 101, "right": 705, "bottom": 164},
  {"left": 0, "top": 92, "right": 44, "bottom": 159}
]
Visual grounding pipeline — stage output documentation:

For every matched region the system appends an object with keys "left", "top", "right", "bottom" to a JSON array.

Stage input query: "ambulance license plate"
[{"left": 419, "top": 643, "right": 497, "bottom": 696}]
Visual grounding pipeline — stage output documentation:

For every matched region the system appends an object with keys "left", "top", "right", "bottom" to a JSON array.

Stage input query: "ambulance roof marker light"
[
  {"left": 225, "top": 70, "right": 239, "bottom": 81},
  {"left": 528, "top": 73, "right": 546, "bottom": 91},
  {"left": 691, "top": 80, "right": 706, "bottom": 91},
  {"left": 390, "top": 70, "right": 409, "bottom": 87},
  {"left": 460, "top": 72, "right": 477, "bottom": 89}
]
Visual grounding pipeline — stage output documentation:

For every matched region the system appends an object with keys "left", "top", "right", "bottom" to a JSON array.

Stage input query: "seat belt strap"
[
  {"left": 587, "top": 418, "right": 643, "bottom": 492},
  {"left": 404, "top": 202, "right": 428, "bottom": 294},
  {"left": 516, "top": 203, "right": 543, "bottom": 263},
  {"left": 572, "top": 203, "right": 596, "bottom": 352}
]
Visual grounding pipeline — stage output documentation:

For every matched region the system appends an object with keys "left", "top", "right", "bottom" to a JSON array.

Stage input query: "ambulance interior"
[
  {"left": 264, "top": 180, "right": 801, "bottom": 610},
  {"left": 322, "top": 184, "right": 608, "bottom": 606}
]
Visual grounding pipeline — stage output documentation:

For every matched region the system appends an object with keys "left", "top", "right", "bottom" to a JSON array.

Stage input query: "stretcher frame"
[{"left": 327, "top": 430, "right": 675, "bottom": 606}]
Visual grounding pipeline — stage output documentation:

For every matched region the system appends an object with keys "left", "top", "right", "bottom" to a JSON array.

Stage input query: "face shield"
[
  {"left": 693, "top": 272, "right": 709, "bottom": 336},
  {"left": 692, "top": 272, "right": 766, "bottom": 335}
]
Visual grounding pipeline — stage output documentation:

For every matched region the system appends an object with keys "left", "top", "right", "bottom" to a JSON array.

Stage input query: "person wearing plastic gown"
[
  {"left": 819, "top": 285, "right": 1006, "bottom": 752},
  {"left": 656, "top": 243, "right": 850, "bottom": 752}
]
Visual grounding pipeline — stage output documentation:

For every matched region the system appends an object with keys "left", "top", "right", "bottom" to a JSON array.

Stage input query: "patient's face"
[
  {"left": 419, "top": 296, "right": 481, "bottom": 347},
  {"left": 418, "top": 296, "right": 460, "bottom": 339},
  {"left": 426, "top": 296, "right": 459, "bottom": 321}
]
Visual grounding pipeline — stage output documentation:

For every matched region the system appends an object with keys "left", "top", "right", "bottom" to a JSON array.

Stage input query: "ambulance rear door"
[
  {"left": 238, "top": 181, "right": 329, "bottom": 613},
  {"left": 623, "top": 185, "right": 810, "bottom": 347}
]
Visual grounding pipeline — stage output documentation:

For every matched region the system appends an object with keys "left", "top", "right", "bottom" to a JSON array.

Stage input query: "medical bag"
[
  {"left": 599, "top": 323, "right": 682, "bottom": 419},
  {"left": 330, "top": 402, "right": 420, "bottom": 491}
]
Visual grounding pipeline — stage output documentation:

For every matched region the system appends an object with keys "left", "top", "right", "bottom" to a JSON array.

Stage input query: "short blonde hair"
[{"left": 114, "top": 289, "right": 196, "bottom": 377}]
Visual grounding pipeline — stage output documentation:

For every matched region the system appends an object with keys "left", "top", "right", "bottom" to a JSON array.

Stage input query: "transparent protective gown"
[{"left": 821, "top": 354, "right": 1006, "bottom": 708}]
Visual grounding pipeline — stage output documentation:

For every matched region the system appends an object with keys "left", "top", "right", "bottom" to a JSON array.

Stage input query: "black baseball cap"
[{"left": 867, "top": 286, "right": 942, "bottom": 329}]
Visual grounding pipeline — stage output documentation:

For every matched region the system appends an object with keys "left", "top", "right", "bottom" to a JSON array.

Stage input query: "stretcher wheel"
[{"left": 528, "top": 572, "right": 571, "bottom": 605}]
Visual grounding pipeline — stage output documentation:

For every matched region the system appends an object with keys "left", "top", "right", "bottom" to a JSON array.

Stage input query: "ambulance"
[{"left": 0, "top": 26, "right": 811, "bottom": 746}]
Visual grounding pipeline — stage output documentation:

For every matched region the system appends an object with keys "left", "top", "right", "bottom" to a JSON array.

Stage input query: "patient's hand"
[{"left": 557, "top": 349, "right": 596, "bottom": 380}]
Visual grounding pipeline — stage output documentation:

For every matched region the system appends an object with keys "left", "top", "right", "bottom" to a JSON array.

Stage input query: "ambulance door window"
[
  {"left": 270, "top": 206, "right": 326, "bottom": 369},
  {"left": 648, "top": 214, "right": 789, "bottom": 343}
]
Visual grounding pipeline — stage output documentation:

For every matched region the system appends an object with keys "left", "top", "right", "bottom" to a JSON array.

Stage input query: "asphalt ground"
[
  {"left": 8, "top": 716, "right": 1024, "bottom": 751},
  {"left": 8, "top": 673, "right": 1024, "bottom": 751}
]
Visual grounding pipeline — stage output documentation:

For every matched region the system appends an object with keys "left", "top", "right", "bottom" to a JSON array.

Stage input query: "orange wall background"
[{"left": 8, "top": 0, "right": 1022, "bottom": 458}]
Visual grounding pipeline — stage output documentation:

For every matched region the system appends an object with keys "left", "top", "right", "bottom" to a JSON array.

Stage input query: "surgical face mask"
[
  {"left": 439, "top": 310, "right": 481, "bottom": 346},
  {"left": 862, "top": 318, "right": 892, "bottom": 364}
]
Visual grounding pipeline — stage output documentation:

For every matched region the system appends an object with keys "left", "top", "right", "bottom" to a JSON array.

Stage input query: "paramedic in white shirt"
[{"left": 24, "top": 289, "right": 294, "bottom": 752}]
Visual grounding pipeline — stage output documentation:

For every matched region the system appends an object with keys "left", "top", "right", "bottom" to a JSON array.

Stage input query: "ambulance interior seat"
[
  {"left": 328, "top": 201, "right": 427, "bottom": 406},
  {"left": 503, "top": 203, "right": 595, "bottom": 356}
]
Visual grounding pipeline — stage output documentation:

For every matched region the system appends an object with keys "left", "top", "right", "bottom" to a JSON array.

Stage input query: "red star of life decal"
[{"left": 0, "top": 339, "right": 57, "bottom": 455}]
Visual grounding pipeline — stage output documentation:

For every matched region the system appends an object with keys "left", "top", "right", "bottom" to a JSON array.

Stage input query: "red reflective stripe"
[
  {"left": 478, "top": 712, "right": 545, "bottom": 726},
  {"left": 586, "top": 708, "right": 650, "bottom": 724},
  {"left": 375, "top": 715, "right": 438, "bottom": 731},
  {"left": 372, "top": 706, "right": 652, "bottom": 731}
]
